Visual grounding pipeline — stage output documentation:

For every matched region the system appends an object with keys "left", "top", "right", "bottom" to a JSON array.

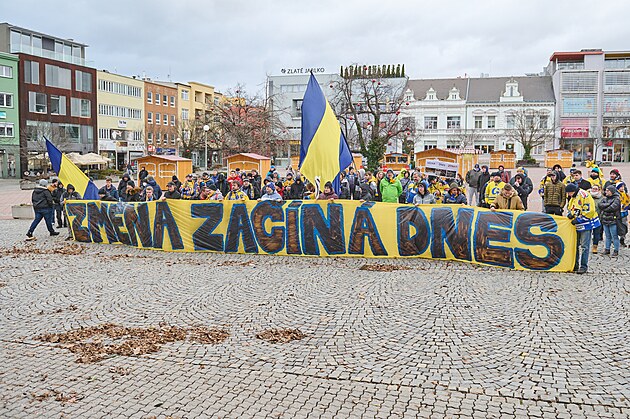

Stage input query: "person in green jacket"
[{"left": 380, "top": 169, "right": 403, "bottom": 203}]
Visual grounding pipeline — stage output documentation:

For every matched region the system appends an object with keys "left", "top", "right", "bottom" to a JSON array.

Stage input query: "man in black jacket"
[
  {"left": 510, "top": 168, "right": 534, "bottom": 210},
  {"left": 27, "top": 179, "right": 59, "bottom": 240},
  {"left": 51, "top": 180, "right": 66, "bottom": 228}
]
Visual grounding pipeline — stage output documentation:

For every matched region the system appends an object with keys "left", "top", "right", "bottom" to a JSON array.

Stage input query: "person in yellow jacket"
[
  {"left": 225, "top": 181, "right": 249, "bottom": 201},
  {"left": 587, "top": 167, "right": 605, "bottom": 190},
  {"left": 483, "top": 172, "right": 506, "bottom": 206},
  {"left": 566, "top": 183, "right": 600, "bottom": 274}
]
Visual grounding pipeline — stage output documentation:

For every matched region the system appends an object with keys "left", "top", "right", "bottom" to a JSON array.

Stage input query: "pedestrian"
[
  {"left": 51, "top": 180, "right": 66, "bottom": 228},
  {"left": 590, "top": 185, "right": 604, "bottom": 254},
  {"left": 380, "top": 169, "right": 402, "bottom": 203},
  {"left": 26, "top": 179, "right": 59, "bottom": 240},
  {"left": 482, "top": 172, "right": 505, "bottom": 208},
  {"left": 604, "top": 168, "right": 629, "bottom": 247},
  {"left": 543, "top": 171, "right": 566, "bottom": 216},
  {"left": 490, "top": 183, "right": 525, "bottom": 211},
  {"left": 465, "top": 164, "right": 482, "bottom": 206},
  {"left": 476, "top": 165, "right": 491, "bottom": 207},
  {"left": 509, "top": 167, "right": 533, "bottom": 210},
  {"left": 566, "top": 183, "right": 600, "bottom": 274},
  {"left": 598, "top": 185, "right": 622, "bottom": 256}
]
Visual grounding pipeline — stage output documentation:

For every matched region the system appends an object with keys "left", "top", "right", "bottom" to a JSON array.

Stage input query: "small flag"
[
  {"left": 45, "top": 137, "right": 100, "bottom": 200},
  {"left": 299, "top": 73, "right": 352, "bottom": 195}
]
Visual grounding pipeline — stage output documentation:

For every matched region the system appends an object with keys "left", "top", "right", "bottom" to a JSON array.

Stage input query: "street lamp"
[
  {"left": 176, "top": 137, "right": 181, "bottom": 156},
  {"left": 203, "top": 124, "right": 210, "bottom": 170}
]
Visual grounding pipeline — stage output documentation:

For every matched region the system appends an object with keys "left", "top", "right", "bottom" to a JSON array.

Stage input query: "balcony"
[{"left": 11, "top": 44, "right": 87, "bottom": 66}]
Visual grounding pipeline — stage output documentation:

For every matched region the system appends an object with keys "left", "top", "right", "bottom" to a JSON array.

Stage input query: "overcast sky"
[{"left": 5, "top": 0, "right": 630, "bottom": 94}]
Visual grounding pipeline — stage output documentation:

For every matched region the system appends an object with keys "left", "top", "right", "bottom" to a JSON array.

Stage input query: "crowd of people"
[{"left": 26, "top": 162, "right": 628, "bottom": 274}]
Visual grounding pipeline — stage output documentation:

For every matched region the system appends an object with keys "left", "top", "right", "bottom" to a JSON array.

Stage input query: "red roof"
[
  {"left": 227, "top": 153, "right": 271, "bottom": 160},
  {"left": 549, "top": 50, "right": 603, "bottom": 62},
  {"left": 136, "top": 155, "right": 191, "bottom": 162}
]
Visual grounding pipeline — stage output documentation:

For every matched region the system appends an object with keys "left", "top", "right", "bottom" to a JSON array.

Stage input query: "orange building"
[{"left": 144, "top": 80, "right": 179, "bottom": 156}]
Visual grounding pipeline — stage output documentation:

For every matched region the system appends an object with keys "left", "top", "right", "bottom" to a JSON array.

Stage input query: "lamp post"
[
  {"left": 176, "top": 137, "right": 181, "bottom": 156},
  {"left": 203, "top": 124, "right": 210, "bottom": 170}
]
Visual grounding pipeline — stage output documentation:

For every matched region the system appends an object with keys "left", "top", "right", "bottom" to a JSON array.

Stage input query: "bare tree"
[
  {"left": 505, "top": 109, "right": 554, "bottom": 162},
  {"left": 328, "top": 65, "right": 408, "bottom": 171},
  {"left": 453, "top": 129, "right": 481, "bottom": 149}
]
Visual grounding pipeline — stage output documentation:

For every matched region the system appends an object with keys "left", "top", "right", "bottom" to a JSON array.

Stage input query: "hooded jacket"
[
  {"left": 380, "top": 175, "right": 402, "bottom": 203},
  {"left": 492, "top": 189, "right": 525, "bottom": 210},
  {"left": 413, "top": 190, "right": 436, "bottom": 205},
  {"left": 443, "top": 189, "right": 468, "bottom": 205},
  {"left": 466, "top": 167, "right": 482, "bottom": 188},
  {"left": 288, "top": 179, "right": 306, "bottom": 200},
  {"left": 567, "top": 189, "right": 600, "bottom": 231},
  {"left": 543, "top": 177, "right": 566, "bottom": 208},
  {"left": 32, "top": 186, "right": 54, "bottom": 210},
  {"left": 118, "top": 174, "right": 131, "bottom": 199},
  {"left": 598, "top": 186, "right": 621, "bottom": 225},
  {"left": 145, "top": 178, "right": 163, "bottom": 199}
]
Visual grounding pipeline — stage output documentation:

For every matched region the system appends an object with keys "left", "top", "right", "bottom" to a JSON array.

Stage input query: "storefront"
[{"left": 603, "top": 117, "right": 630, "bottom": 162}]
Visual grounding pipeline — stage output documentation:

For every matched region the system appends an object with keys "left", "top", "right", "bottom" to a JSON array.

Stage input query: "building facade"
[
  {"left": 546, "top": 49, "right": 630, "bottom": 162},
  {"left": 144, "top": 80, "right": 178, "bottom": 156},
  {"left": 403, "top": 76, "right": 556, "bottom": 160},
  {"left": 0, "top": 23, "right": 97, "bottom": 174},
  {"left": 96, "top": 70, "right": 145, "bottom": 168},
  {"left": 0, "top": 51, "right": 19, "bottom": 178}
]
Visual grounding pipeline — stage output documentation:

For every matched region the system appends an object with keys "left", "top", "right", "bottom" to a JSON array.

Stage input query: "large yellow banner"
[{"left": 65, "top": 200, "right": 577, "bottom": 271}]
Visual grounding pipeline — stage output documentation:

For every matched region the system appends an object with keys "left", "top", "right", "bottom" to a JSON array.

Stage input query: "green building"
[{"left": 0, "top": 51, "right": 19, "bottom": 178}]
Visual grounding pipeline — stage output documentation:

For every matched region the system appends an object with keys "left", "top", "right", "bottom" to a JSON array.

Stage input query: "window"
[
  {"left": 561, "top": 72, "right": 598, "bottom": 92},
  {"left": 24, "top": 61, "right": 39, "bottom": 84},
  {"left": 147, "top": 132, "right": 153, "bottom": 144},
  {"left": 147, "top": 92, "right": 153, "bottom": 103},
  {"left": 181, "top": 109, "right": 189, "bottom": 120},
  {"left": 293, "top": 99, "right": 303, "bottom": 113},
  {"left": 98, "top": 128, "right": 109, "bottom": 140},
  {"left": 446, "top": 116, "right": 461, "bottom": 129},
  {"left": 75, "top": 70, "right": 92, "bottom": 92},
  {"left": 0, "top": 93, "right": 13, "bottom": 108},
  {"left": 0, "top": 122, "right": 14, "bottom": 137},
  {"left": 155, "top": 93, "right": 161, "bottom": 105},
  {"left": 98, "top": 79, "right": 142, "bottom": 97},
  {"left": 155, "top": 132, "right": 161, "bottom": 144},
  {"left": 155, "top": 113, "right": 160, "bottom": 124},
  {"left": 50, "top": 95, "right": 66, "bottom": 115},
  {"left": 539, "top": 115, "right": 548, "bottom": 128},
  {"left": 487, "top": 116, "right": 496, "bottom": 129},
  {"left": 181, "top": 90, "right": 189, "bottom": 101},
  {"left": 170, "top": 115, "right": 175, "bottom": 126},
  {"left": 29, "top": 92, "right": 47, "bottom": 113},
  {"left": 506, "top": 114, "right": 515, "bottom": 129},
  {"left": 71, "top": 98, "right": 91, "bottom": 117},
  {"left": 424, "top": 116, "right": 438, "bottom": 129},
  {"left": 98, "top": 104, "right": 142, "bottom": 119},
  {"left": 147, "top": 112, "right": 153, "bottom": 124},
  {"left": 171, "top": 135, "right": 176, "bottom": 145},
  {"left": 45, "top": 64, "right": 71, "bottom": 89},
  {"left": 163, "top": 114, "right": 168, "bottom": 125},
  {"left": 163, "top": 95, "right": 168, "bottom": 106},
  {"left": 474, "top": 116, "right": 483, "bottom": 129},
  {"left": 0, "top": 65, "right": 12, "bottom": 78},
  {"left": 170, "top": 96, "right": 175, "bottom": 107}
]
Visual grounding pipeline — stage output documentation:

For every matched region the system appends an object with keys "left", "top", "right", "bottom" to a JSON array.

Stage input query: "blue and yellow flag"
[
  {"left": 300, "top": 73, "right": 352, "bottom": 194},
  {"left": 45, "top": 137, "right": 100, "bottom": 200}
]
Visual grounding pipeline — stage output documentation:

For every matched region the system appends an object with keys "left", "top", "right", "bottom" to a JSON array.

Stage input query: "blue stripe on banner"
[
  {"left": 300, "top": 74, "right": 326, "bottom": 167},
  {"left": 45, "top": 137, "right": 62, "bottom": 174}
]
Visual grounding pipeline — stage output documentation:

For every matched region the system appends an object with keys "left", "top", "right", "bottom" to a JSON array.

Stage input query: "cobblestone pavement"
[{"left": 0, "top": 219, "right": 628, "bottom": 418}]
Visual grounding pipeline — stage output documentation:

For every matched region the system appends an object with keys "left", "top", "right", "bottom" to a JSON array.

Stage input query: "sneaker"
[
  {"left": 50, "top": 231, "right": 60, "bottom": 237},
  {"left": 26, "top": 232, "right": 36, "bottom": 241},
  {"left": 592, "top": 244, "right": 598, "bottom": 254},
  {"left": 577, "top": 267, "right": 587, "bottom": 274},
  {"left": 603, "top": 249, "right": 611, "bottom": 255},
  {"left": 612, "top": 250, "right": 619, "bottom": 257}
]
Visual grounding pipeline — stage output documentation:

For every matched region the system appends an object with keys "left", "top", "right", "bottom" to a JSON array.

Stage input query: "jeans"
[
  {"left": 28, "top": 208, "right": 55, "bottom": 235},
  {"left": 592, "top": 225, "right": 602, "bottom": 246},
  {"left": 603, "top": 223, "right": 620, "bottom": 251},
  {"left": 468, "top": 188, "right": 479, "bottom": 207},
  {"left": 574, "top": 230, "right": 592, "bottom": 271}
]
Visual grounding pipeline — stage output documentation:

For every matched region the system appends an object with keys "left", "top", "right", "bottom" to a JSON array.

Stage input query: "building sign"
[
  {"left": 561, "top": 127, "right": 589, "bottom": 138},
  {"left": 562, "top": 97, "right": 596, "bottom": 115},
  {"left": 148, "top": 145, "right": 155, "bottom": 153},
  {"left": 156, "top": 148, "right": 176, "bottom": 155},
  {"left": 117, "top": 120, "right": 127, "bottom": 128},
  {"left": 111, "top": 129, "right": 131, "bottom": 141},
  {"left": 603, "top": 96, "right": 630, "bottom": 114},
  {"left": 280, "top": 67, "right": 326, "bottom": 75}
]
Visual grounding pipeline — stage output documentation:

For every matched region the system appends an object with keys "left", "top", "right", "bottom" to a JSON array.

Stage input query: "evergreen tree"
[
  {"left": 401, "top": 64, "right": 405, "bottom": 77},
  {"left": 395, "top": 64, "right": 401, "bottom": 77},
  {"left": 340, "top": 65, "right": 343, "bottom": 76},
  {"left": 386, "top": 65, "right": 391, "bottom": 77}
]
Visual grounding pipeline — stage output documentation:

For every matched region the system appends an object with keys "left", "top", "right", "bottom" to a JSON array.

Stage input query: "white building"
[{"left": 403, "top": 76, "right": 556, "bottom": 160}]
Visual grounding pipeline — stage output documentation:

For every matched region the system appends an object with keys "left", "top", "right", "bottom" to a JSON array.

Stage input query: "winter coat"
[
  {"left": 492, "top": 190, "right": 525, "bottom": 211},
  {"left": 215, "top": 173, "right": 229, "bottom": 197},
  {"left": 260, "top": 192, "right": 283, "bottom": 201},
  {"left": 477, "top": 171, "right": 491, "bottom": 194},
  {"left": 138, "top": 169, "right": 148, "bottom": 181},
  {"left": 543, "top": 180, "right": 566, "bottom": 209},
  {"left": 60, "top": 190, "right": 81, "bottom": 205},
  {"left": 483, "top": 181, "right": 506, "bottom": 205},
  {"left": 569, "top": 178, "right": 592, "bottom": 191},
  {"left": 163, "top": 190, "right": 182, "bottom": 199},
  {"left": 318, "top": 191, "right": 338, "bottom": 200},
  {"left": 125, "top": 187, "right": 144, "bottom": 202},
  {"left": 32, "top": 187, "right": 54, "bottom": 210},
  {"left": 466, "top": 169, "right": 482, "bottom": 189},
  {"left": 118, "top": 176, "right": 131, "bottom": 198},
  {"left": 289, "top": 181, "right": 306, "bottom": 200},
  {"left": 443, "top": 192, "right": 468, "bottom": 205},
  {"left": 380, "top": 178, "right": 402, "bottom": 203},
  {"left": 51, "top": 186, "right": 65, "bottom": 205},
  {"left": 567, "top": 189, "right": 600, "bottom": 231},
  {"left": 598, "top": 189, "right": 621, "bottom": 226},
  {"left": 145, "top": 179, "right": 163, "bottom": 199},
  {"left": 242, "top": 183, "right": 260, "bottom": 200},
  {"left": 413, "top": 192, "right": 436, "bottom": 205},
  {"left": 99, "top": 185, "right": 119, "bottom": 200},
  {"left": 357, "top": 182, "right": 373, "bottom": 201}
]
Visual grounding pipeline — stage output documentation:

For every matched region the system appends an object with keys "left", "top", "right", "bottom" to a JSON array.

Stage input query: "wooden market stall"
[
  {"left": 352, "top": 153, "right": 364, "bottom": 170},
  {"left": 544, "top": 149, "right": 573, "bottom": 169},
  {"left": 414, "top": 148, "right": 479, "bottom": 177},
  {"left": 134, "top": 155, "right": 192, "bottom": 189},
  {"left": 380, "top": 153, "right": 411, "bottom": 172},
  {"left": 226, "top": 153, "right": 271, "bottom": 175},
  {"left": 489, "top": 150, "right": 516, "bottom": 169}
]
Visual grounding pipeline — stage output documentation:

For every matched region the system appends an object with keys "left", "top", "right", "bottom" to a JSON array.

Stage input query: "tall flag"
[
  {"left": 300, "top": 73, "right": 352, "bottom": 195},
  {"left": 45, "top": 137, "right": 100, "bottom": 200}
]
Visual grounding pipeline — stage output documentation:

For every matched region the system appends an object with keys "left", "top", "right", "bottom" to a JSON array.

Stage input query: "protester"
[
  {"left": 357, "top": 179, "right": 374, "bottom": 201},
  {"left": 590, "top": 185, "right": 604, "bottom": 254},
  {"left": 51, "top": 180, "right": 66, "bottom": 228},
  {"left": 286, "top": 176, "right": 304, "bottom": 200},
  {"left": 118, "top": 173, "right": 131, "bottom": 201},
  {"left": 318, "top": 181, "right": 338, "bottom": 200},
  {"left": 125, "top": 181, "right": 143, "bottom": 202},
  {"left": 260, "top": 183, "right": 283, "bottom": 201},
  {"left": 413, "top": 183, "right": 436, "bottom": 205},
  {"left": 490, "top": 183, "right": 524, "bottom": 211},
  {"left": 26, "top": 179, "right": 59, "bottom": 240},
  {"left": 552, "top": 164, "right": 566, "bottom": 182},
  {"left": 380, "top": 169, "right": 402, "bottom": 203},
  {"left": 465, "top": 164, "right": 482, "bottom": 206},
  {"left": 144, "top": 186, "right": 156, "bottom": 201},
  {"left": 303, "top": 183, "right": 316, "bottom": 200},
  {"left": 171, "top": 175, "right": 182, "bottom": 191},
  {"left": 99, "top": 177, "right": 119, "bottom": 201},
  {"left": 509, "top": 167, "right": 533, "bottom": 210},
  {"left": 398, "top": 169, "right": 411, "bottom": 203},
  {"left": 180, "top": 174, "right": 197, "bottom": 199},
  {"left": 482, "top": 172, "right": 505, "bottom": 207},
  {"left": 215, "top": 172, "right": 229, "bottom": 197},
  {"left": 225, "top": 181, "right": 248, "bottom": 200},
  {"left": 443, "top": 183, "right": 468, "bottom": 205},
  {"left": 569, "top": 169, "right": 592, "bottom": 191},
  {"left": 144, "top": 176, "right": 162, "bottom": 199},
  {"left": 163, "top": 182, "right": 182, "bottom": 199},
  {"left": 138, "top": 166, "right": 148, "bottom": 183},
  {"left": 604, "top": 169, "right": 629, "bottom": 247},
  {"left": 372, "top": 171, "right": 385, "bottom": 201},
  {"left": 566, "top": 183, "right": 599, "bottom": 274},
  {"left": 598, "top": 185, "right": 621, "bottom": 257},
  {"left": 193, "top": 186, "right": 212, "bottom": 200},
  {"left": 588, "top": 167, "right": 604, "bottom": 190},
  {"left": 241, "top": 177, "right": 260, "bottom": 200},
  {"left": 543, "top": 171, "right": 566, "bottom": 215},
  {"left": 207, "top": 184, "right": 224, "bottom": 200},
  {"left": 227, "top": 170, "right": 242, "bottom": 186},
  {"left": 249, "top": 169, "right": 262, "bottom": 190}
]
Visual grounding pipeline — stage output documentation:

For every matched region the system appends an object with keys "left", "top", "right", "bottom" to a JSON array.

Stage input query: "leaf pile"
[
  {"left": 30, "top": 390, "right": 83, "bottom": 405},
  {"left": 218, "top": 260, "right": 253, "bottom": 267},
  {"left": 359, "top": 263, "right": 411, "bottom": 272},
  {"left": 256, "top": 328, "right": 306, "bottom": 344},
  {"left": 0, "top": 243, "right": 84, "bottom": 257},
  {"left": 37, "top": 323, "right": 229, "bottom": 363}
]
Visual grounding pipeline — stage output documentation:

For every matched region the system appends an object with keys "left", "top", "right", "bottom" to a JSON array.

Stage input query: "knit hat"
[
  {"left": 386, "top": 169, "right": 394, "bottom": 175},
  {"left": 474, "top": 164, "right": 480, "bottom": 169},
  {"left": 610, "top": 169, "right": 621, "bottom": 177},
  {"left": 516, "top": 167, "right": 525, "bottom": 173},
  {"left": 591, "top": 167, "right": 600, "bottom": 173},
  {"left": 127, "top": 180, "right": 135, "bottom": 188},
  {"left": 606, "top": 185, "right": 618, "bottom": 195},
  {"left": 324, "top": 181, "right": 333, "bottom": 189},
  {"left": 39, "top": 179, "right": 48, "bottom": 187},
  {"left": 449, "top": 182, "right": 460, "bottom": 192},
  {"left": 491, "top": 171, "right": 501, "bottom": 177},
  {"left": 565, "top": 183, "right": 578, "bottom": 194},
  {"left": 266, "top": 182, "right": 275, "bottom": 191},
  {"left": 209, "top": 184, "right": 218, "bottom": 191}
]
